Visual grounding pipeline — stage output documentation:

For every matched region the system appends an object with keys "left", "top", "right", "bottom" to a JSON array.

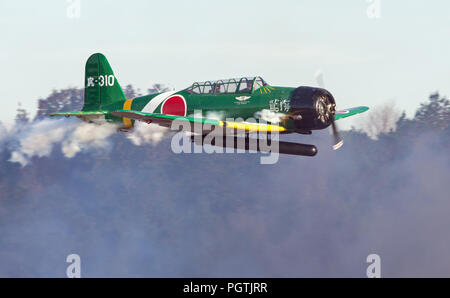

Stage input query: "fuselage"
[
  {"left": 119, "top": 86, "right": 293, "bottom": 125},
  {"left": 103, "top": 85, "right": 322, "bottom": 132},
  {"left": 99, "top": 76, "right": 337, "bottom": 133}
]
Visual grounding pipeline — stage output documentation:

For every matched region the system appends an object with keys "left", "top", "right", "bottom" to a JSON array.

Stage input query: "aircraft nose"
[{"left": 289, "top": 87, "right": 336, "bottom": 130}]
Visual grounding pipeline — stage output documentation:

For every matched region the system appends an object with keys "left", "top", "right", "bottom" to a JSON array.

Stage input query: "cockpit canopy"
[{"left": 186, "top": 76, "right": 268, "bottom": 94}]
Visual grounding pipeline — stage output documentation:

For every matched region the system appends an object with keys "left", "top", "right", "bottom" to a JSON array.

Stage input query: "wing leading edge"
[
  {"left": 334, "top": 106, "right": 369, "bottom": 121},
  {"left": 50, "top": 106, "right": 368, "bottom": 133},
  {"left": 111, "top": 110, "right": 287, "bottom": 133}
]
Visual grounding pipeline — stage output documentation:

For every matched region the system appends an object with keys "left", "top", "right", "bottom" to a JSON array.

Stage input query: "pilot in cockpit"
[{"left": 240, "top": 80, "right": 253, "bottom": 93}]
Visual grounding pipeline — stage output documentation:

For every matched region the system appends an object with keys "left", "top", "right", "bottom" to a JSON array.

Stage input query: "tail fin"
[{"left": 82, "top": 53, "right": 126, "bottom": 111}]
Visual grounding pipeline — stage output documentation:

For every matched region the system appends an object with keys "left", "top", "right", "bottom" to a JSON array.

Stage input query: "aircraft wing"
[
  {"left": 334, "top": 106, "right": 369, "bottom": 121},
  {"left": 111, "top": 110, "right": 287, "bottom": 133}
]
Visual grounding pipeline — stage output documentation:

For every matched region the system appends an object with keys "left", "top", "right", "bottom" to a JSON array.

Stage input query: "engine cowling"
[{"left": 289, "top": 86, "right": 336, "bottom": 130}]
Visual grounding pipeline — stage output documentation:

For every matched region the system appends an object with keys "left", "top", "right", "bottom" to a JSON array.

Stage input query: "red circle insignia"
[{"left": 161, "top": 95, "right": 186, "bottom": 116}]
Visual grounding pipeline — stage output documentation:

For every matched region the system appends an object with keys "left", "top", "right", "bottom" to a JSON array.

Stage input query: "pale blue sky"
[{"left": 0, "top": 0, "right": 449, "bottom": 126}]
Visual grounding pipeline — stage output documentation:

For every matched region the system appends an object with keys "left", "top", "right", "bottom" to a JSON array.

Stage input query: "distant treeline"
[{"left": 0, "top": 86, "right": 449, "bottom": 277}]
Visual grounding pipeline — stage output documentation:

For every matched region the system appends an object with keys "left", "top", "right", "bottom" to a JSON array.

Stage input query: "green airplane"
[{"left": 50, "top": 53, "right": 369, "bottom": 156}]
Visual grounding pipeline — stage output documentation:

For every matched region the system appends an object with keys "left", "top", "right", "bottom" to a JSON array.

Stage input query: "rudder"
[{"left": 83, "top": 53, "right": 126, "bottom": 111}]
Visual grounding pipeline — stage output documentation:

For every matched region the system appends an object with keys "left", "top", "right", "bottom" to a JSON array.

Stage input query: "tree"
[
  {"left": 123, "top": 84, "right": 141, "bottom": 99},
  {"left": 15, "top": 102, "right": 30, "bottom": 124},
  {"left": 359, "top": 101, "right": 402, "bottom": 139},
  {"left": 35, "top": 88, "right": 83, "bottom": 119},
  {"left": 414, "top": 92, "right": 449, "bottom": 130},
  {"left": 147, "top": 84, "right": 170, "bottom": 94}
]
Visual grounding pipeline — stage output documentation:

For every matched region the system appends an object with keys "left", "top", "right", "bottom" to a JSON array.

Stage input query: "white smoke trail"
[
  {"left": 6, "top": 118, "right": 118, "bottom": 167},
  {"left": 127, "top": 111, "right": 228, "bottom": 146},
  {"left": 189, "top": 110, "right": 225, "bottom": 121},
  {"left": 1, "top": 108, "right": 286, "bottom": 167},
  {"left": 61, "top": 121, "right": 118, "bottom": 158},
  {"left": 205, "top": 111, "right": 225, "bottom": 121},
  {"left": 9, "top": 119, "right": 70, "bottom": 166},
  {"left": 254, "top": 109, "right": 285, "bottom": 123},
  {"left": 126, "top": 122, "right": 168, "bottom": 146}
]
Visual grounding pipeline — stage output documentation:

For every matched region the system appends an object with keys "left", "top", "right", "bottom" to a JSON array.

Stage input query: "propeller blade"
[
  {"left": 331, "top": 120, "right": 343, "bottom": 150},
  {"left": 314, "top": 70, "right": 344, "bottom": 150}
]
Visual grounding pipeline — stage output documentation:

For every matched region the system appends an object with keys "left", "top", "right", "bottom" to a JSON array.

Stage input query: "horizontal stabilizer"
[{"left": 49, "top": 111, "right": 107, "bottom": 117}]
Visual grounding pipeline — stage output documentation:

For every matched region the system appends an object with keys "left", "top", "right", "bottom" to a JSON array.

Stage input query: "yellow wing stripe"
[
  {"left": 122, "top": 99, "right": 134, "bottom": 128},
  {"left": 219, "top": 121, "right": 286, "bottom": 132}
]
